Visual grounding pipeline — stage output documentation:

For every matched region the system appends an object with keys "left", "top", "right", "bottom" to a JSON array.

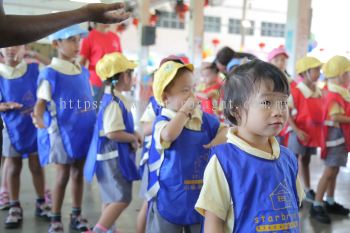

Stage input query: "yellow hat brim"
[{"left": 153, "top": 62, "right": 194, "bottom": 106}]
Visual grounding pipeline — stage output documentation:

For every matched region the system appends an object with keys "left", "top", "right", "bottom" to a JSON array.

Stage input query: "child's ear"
[
  {"left": 230, "top": 107, "right": 241, "bottom": 124},
  {"left": 52, "top": 41, "right": 59, "bottom": 49},
  {"left": 162, "top": 92, "right": 168, "bottom": 105}
]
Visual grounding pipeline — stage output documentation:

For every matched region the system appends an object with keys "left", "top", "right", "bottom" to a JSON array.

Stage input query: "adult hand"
[{"left": 83, "top": 2, "right": 130, "bottom": 24}]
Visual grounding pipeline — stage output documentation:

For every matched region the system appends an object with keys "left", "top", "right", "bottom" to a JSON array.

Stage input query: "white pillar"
[
  {"left": 188, "top": 0, "right": 205, "bottom": 68},
  {"left": 285, "top": 0, "right": 312, "bottom": 78},
  {"left": 135, "top": 0, "right": 151, "bottom": 127}
]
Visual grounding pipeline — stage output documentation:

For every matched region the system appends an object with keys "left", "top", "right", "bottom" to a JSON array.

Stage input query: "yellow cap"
[
  {"left": 295, "top": 56, "right": 322, "bottom": 74},
  {"left": 96, "top": 52, "right": 137, "bottom": 81},
  {"left": 322, "top": 55, "right": 350, "bottom": 79},
  {"left": 153, "top": 61, "right": 194, "bottom": 106}
]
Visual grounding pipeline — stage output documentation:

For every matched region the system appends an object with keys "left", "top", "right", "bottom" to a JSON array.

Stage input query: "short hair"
[{"left": 223, "top": 59, "right": 290, "bottom": 125}]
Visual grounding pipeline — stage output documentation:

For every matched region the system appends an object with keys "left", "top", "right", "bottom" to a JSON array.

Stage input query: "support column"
[
  {"left": 188, "top": 0, "right": 205, "bottom": 67},
  {"left": 285, "top": 0, "right": 312, "bottom": 77},
  {"left": 135, "top": 0, "right": 151, "bottom": 126}
]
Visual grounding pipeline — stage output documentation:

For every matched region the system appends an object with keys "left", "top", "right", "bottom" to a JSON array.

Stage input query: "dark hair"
[
  {"left": 202, "top": 62, "right": 219, "bottom": 74},
  {"left": 223, "top": 59, "right": 290, "bottom": 125},
  {"left": 216, "top": 46, "right": 235, "bottom": 66},
  {"left": 216, "top": 46, "right": 256, "bottom": 67},
  {"left": 95, "top": 73, "right": 123, "bottom": 109}
]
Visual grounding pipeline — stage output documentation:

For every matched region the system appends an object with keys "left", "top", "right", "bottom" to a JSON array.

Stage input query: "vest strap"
[
  {"left": 326, "top": 137, "right": 345, "bottom": 147},
  {"left": 324, "top": 120, "right": 340, "bottom": 128},
  {"left": 96, "top": 150, "right": 118, "bottom": 161},
  {"left": 145, "top": 181, "right": 160, "bottom": 201}
]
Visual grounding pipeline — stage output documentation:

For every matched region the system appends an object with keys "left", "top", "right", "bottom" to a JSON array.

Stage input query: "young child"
[
  {"left": 0, "top": 45, "right": 51, "bottom": 228},
  {"left": 196, "top": 62, "right": 223, "bottom": 121},
  {"left": 84, "top": 52, "right": 142, "bottom": 233},
  {"left": 196, "top": 59, "right": 304, "bottom": 233},
  {"left": 267, "top": 47, "right": 293, "bottom": 85},
  {"left": 145, "top": 58, "right": 227, "bottom": 233},
  {"left": 287, "top": 56, "right": 323, "bottom": 202},
  {"left": 311, "top": 55, "right": 350, "bottom": 224},
  {"left": 32, "top": 25, "right": 96, "bottom": 233}
]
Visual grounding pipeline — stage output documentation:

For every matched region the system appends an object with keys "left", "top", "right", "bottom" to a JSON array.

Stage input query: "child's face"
[
  {"left": 122, "top": 69, "right": 134, "bottom": 91},
  {"left": 164, "top": 70, "right": 195, "bottom": 111},
  {"left": 340, "top": 71, "right": 350, "bottom": 87},
  {"left": 201, "top": 68, "right": 217, "bottom": 85},
  {"left": 270, "top": 54, "right": 288, "bottom": 71},
  {"left": 239, "top": 80, "right": 289, "bottom": 138},
  {"left": 0, "top": 45, "right": 25, "bottom": 66},
  {"left": 308, "top": 67, "right": 321, "bottom": 82},
  {"left": 54, "top": 35, "right": 81, "bottom": 61}
]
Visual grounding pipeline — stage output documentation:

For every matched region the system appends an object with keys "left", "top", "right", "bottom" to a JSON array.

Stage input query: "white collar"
[
  {"left": 49, "top": 57, "right": 82, "bottom": 75},
  {"left": 0, "top": 61, "right": 27, "bottom": 79}
]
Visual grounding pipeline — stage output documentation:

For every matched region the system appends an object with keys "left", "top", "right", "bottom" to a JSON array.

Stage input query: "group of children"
[
  {"left": 267, "top": 47, "right": 350, "bottom": 225},
  {"left": 0, "top": 22, "right": 349, "bottom": 233}
]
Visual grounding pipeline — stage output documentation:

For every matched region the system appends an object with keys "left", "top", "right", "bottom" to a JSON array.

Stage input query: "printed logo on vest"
[{"left": 269, "top": 180, "right": 293, "bottom": 210}]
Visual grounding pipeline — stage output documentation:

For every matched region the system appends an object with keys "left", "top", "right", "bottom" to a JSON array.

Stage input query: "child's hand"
[
  {"left": 134, "top": 131, "right": 143, "bottom": 146},
  {"left": 0, "top": 102, "right": 23, "bottom": 112},
  {"left": 180, "top": 95, "right": 199, "bottom": 116},
  {"left": 31, "top": 112, "right": 46, "bottom": 128},
  {"left": 130, "top": 141, "right": 138, "bottom": 152},
  {"left": 296, "top": 129, "right": 308, "bottom": 142}
]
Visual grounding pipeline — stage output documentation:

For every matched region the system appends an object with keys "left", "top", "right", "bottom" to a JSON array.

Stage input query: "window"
[
  {"left": 228, "top": 18, "right": 254, "bottom": 35},
  {"left": 156, "top": 11, "right": 185, "bottom": 29},
  {"left": 261, "top": 22, "right": 285, "bottom": 37},
  {"left": 204, "top": 16, "right": 221, "bottom": 33},
  {"left": 228, "top": 18, "right": 241, "bottom": 34}
]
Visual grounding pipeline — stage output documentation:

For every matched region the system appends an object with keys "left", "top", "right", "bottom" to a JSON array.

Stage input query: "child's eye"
[
  {"left": 278, "top": 101, "right": 288, "bottom": 109},
  {"left": 260, "top": 100, "right": 272, "bottom": 108}
]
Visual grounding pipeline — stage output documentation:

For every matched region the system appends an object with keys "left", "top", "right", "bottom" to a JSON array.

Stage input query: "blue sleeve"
[{"left": 203, "top": 112, "right": 221, "bottom": 140}]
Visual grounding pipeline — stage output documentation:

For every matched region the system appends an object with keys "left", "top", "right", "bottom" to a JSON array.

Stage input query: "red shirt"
[{"left": 80, "top": 29, "right": 122, "bottom": 87}]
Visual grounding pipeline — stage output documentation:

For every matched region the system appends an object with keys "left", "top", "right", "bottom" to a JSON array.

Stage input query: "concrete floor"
[{"left": 1, "top": 154, "right": 350, "bottom": 233}]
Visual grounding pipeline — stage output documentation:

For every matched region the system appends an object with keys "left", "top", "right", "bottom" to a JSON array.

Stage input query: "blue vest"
[
  {"left": 84, "top": 93, "right": 140, "bottom": 182},
  {"left": 147, "top": 112, "right": 220, "bottom": 225},
  {"left": 139, "top": 96, "right": 161, "bottom": 176},
  {"left": 0, "top": 63, "right": 38, "bottom": 153},
  {"left": 212, "top": 144, "right": 300, "bottom": 233},
  {"left": 37, "top": 67, "right": 96, "bottom": 165}
]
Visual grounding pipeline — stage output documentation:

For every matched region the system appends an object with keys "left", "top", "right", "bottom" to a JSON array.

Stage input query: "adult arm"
[{"left": 0, "top": 1, "right": 129, "bottom": 47}]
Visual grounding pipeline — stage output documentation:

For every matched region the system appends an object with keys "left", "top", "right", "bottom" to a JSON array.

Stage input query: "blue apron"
[
  {"left": 0, "top": 63, "right": 38, "bottom": 153},
  {"left": 139, "top": 96, "right": 161, "bottom": 176},
  {"left": 84, "top": 93, "right": 140, "bottom": 182},
  {"left": 147, "top": 112, "right": 220, "bottom": 225},
  {"left": 37, "top": 67, "right": 96, "bottom": 165},
  {"left": 212, "top": 144, "right": 300, "bottom": 233}
]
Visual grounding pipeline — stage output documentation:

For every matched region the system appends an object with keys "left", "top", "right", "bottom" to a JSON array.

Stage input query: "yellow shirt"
[
  {"left": 140, "top": 101, "right": 156, "bottom": 123},
  {"left": 153, "top": 107, "right": 205, "bottom": 150},
  {"left": 101, "top": 88, "right": 132, "bottom": 136},
  {"left": 195, "top": 128, "right": 305, "bottom": 233},
  {"left": 0, "top": 61, "right": 27, "bottom": 80},
  {"left": 326, "top": 83, "right": 349, "bottom": 128}
]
